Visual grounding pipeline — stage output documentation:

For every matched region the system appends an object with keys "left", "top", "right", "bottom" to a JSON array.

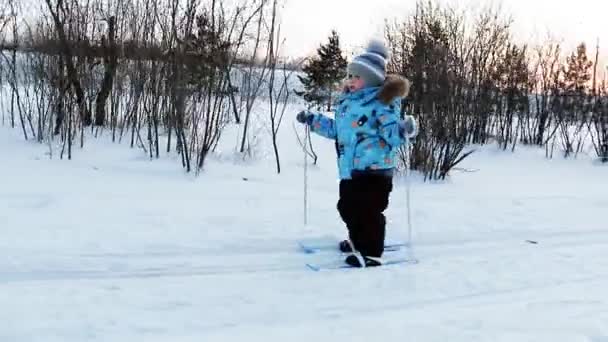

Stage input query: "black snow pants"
[{"left": 337, "top": 173, "right": 393, "bottom": 258}]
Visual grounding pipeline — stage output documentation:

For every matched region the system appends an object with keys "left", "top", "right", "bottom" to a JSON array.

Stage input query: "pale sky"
[
  {"left": 279, "top": 0, "right": 608, "bottom": 61},
  {"left": 13, "top": 0, "right": 608, "bottom": 68}
]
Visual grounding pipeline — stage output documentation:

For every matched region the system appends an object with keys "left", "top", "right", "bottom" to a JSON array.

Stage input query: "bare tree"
[
  {"left": 530, "top": 38, "right": 563, "bottom": 147},
  {"left": 0, "top": 0, "right": 14, "bottom": 125},
  {"left": 237, "top": 0, "right": 270, "bottom": 155},
  {"left": 94, "top": 14, "right": 118, "bottom": 126},
  {"left": 588, "top": 42, "right": 608, "bottom": 162},
  {"left": 44, "top": 0, "right": 91, "bottom": 127},
  {"left": 491, "top": 43, "right": 530, "bottom": 151},
  {"left": 167, "top": 0, "right": 198, "bottom": 172},
  {"left": 386, "top": 1, "right": 477, "bottom": 180},
  {"left": 265, "top": 0, "right": 297, "bottom": 174}
]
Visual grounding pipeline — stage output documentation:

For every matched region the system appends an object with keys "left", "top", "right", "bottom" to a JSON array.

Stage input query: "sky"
[
  {"left": 279, "top": 0, "right": 608, "bottom": 61},
  {"left": 11, "top": 0, "right": 608, "bottom": 69}
]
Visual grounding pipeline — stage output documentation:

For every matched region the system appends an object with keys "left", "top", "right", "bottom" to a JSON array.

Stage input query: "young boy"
[{"left": 296, "top": 39, "right": 417, "bottom": 267}]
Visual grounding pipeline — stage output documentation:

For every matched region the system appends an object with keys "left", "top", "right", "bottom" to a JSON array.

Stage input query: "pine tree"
[
  {"left": 555, "top": 42, "right": 593, "bottom": 157},
  {"left": 297, "top": 58, "right": 325, "bottom": 109},
  {"left": 184, "top": 12, "right": 231, "bottom": 89},
  {"left": 559, "top": 42, "right": 593, "bottom": 124},
  {"left": 491, "top": 43, "right": 530, "bottom": 149},
  {"left": 296, "top": 30, "right": 347, "bottom": 111},
  {"left": 563, "top": 43, "right": 593, "bottom": 96}
]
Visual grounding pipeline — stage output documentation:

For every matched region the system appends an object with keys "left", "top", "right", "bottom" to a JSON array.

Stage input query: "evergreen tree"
[
  {"left": 560, "top": 42, "right": 593, "bottom": 124},
  {"left": 490, "top": 43, "right": 530, "bottom": 148},
  {"left": 553, "top": 42, "right": 593, "bottom": 157},
  {"left": 296, "top": 30, "right": 347, "bottom": 111},
  {"left": 563, "top": 43, "right": 593, "bottom": 96},
  {"left": 184, "top": 12, "right": 231, "bottom": 89}
]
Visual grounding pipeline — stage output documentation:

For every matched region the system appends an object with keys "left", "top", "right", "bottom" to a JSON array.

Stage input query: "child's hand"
[
  {"left": 399, "top": 115, "right": 418, "bottom": 138},
  {"left": 296, "top": 110, "right": 313, "bottom": 124}
]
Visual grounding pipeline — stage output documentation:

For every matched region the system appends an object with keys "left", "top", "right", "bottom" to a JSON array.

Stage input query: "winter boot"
[
  {"left": 339, "top": 240, "right": 354, "bottom": 253},
  {"left": 344, "top": 254, "right": 382, "bottom": 268}
]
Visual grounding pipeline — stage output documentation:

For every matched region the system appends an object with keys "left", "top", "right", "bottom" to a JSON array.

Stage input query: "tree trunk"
[
  {"left": 44, "top": 0, "right": 91, "bottom": 126},
  {"left": 95, "top": 16, "right": 119, "bottom": 126}
]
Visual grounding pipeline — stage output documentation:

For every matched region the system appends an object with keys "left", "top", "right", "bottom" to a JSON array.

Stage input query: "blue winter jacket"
[{"left": 306, "top": 75, "right": 413, "bottom": 180}]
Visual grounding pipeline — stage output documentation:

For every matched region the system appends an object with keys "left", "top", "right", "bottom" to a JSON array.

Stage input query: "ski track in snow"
[{"left": 1, "top": 122, "right": 608, "bottom": 342}]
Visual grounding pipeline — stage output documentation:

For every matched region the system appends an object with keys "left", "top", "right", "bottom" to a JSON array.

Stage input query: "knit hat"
[{"left": 347, "top": 39, "right": 389, "bottom": 87}]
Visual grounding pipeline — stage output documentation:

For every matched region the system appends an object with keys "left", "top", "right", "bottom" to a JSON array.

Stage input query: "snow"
[{"left": 1, "top": 111, "right": 608, "bottom": 342}]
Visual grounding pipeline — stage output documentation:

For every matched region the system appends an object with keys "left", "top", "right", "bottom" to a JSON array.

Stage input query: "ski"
[
  {"left": 305, "top": 256, "right": 417, "bottom": 271},
  {"left": 297, "top": 235, "right": 406, "bottom": 254}
]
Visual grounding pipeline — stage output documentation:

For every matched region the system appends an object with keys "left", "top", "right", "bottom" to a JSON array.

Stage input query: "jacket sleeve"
[
  {"left": 376, "top": 109, "right": 408, "bottom": 148},
  {"left": 307, "top": 113, "right": 337, "bottom": 140}
]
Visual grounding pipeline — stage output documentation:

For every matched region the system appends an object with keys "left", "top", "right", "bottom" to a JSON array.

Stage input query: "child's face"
[{"left": 345, "top": 74, "right": 365, "bottom": 92}]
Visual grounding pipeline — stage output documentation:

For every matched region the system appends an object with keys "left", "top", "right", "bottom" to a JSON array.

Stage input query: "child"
[{"left": 296, "top": 39, "right": 417, "bottom": 267}]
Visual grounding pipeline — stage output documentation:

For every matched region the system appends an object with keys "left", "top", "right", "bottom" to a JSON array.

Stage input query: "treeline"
[
  {"left": 385, "top": 1, "right": 607, "bottom": 179},
  {"left": 0, "top": 0, "right": 606, "bottom": 181},
  {"left": 3, "top": 36, "right": 292, "bottom": 67},
  {"left": 0, "top": 0, "right": 298, "bottom": 174}
]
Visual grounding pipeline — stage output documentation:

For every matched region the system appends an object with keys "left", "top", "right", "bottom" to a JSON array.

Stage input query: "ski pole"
[
  {"left": 405, "top": 139, "right": 415, "bottom": 258},
  {"left": 292, "top": 117, "right": 311, "bottom": 229},
  {"left": 304, "top": 123, "right": 309, "bottom": 227},
  {"left": 405, "top": 140, "right": 411, "bottom": 243}
]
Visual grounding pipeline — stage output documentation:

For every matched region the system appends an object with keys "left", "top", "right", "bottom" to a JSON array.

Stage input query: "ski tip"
[
  {"left": 404, "top": 258, "right": 420, "bottom": 265},
  {"left": 305, "top": 263, "right": 321, "bottom": 272},
  {"left": 298, "top": 244, "right": 318, "bottom": 254}
]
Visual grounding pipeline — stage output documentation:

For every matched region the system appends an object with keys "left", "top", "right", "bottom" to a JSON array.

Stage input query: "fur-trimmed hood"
[
  {"left": 377, "top": 74, "right": 411, "bottom": 104},
  {"left": 338, "top": 74, "right": 411, "bottom": 107}
]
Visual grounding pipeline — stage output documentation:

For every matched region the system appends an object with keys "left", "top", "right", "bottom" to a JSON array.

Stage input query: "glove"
[
  {"left": 296, "top": 110, "right": 313, "bottom": 124},
  {"left": 399, "top": 115, "right": 418, "bottom": 138}
]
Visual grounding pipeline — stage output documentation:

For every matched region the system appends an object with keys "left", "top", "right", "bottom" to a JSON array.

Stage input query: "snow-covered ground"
[{"left": 1, "top": 114, "right": 608, "bottom": 342}]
